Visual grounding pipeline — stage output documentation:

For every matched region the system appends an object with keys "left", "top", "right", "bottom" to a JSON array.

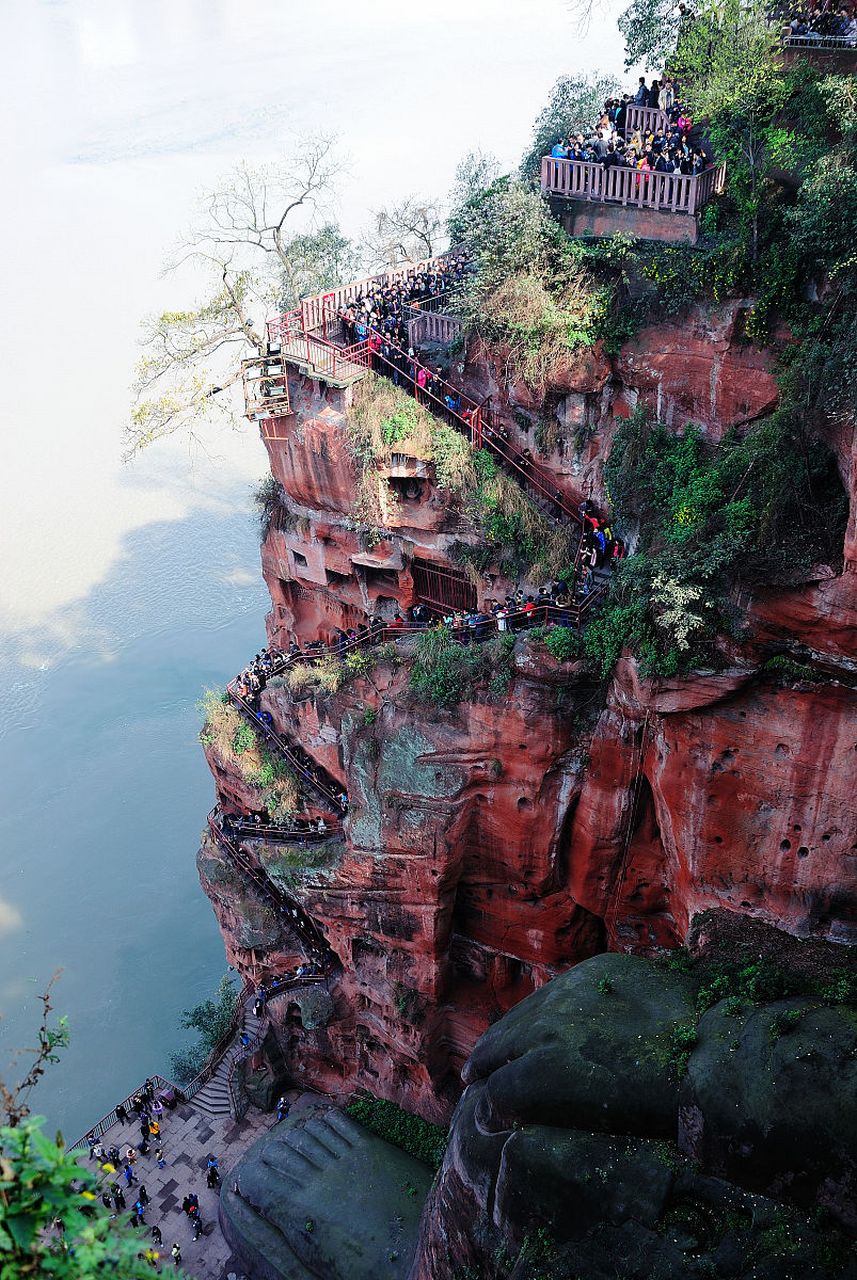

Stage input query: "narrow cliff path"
[{"left": 207, "top": 805, "right": 336, "bottom": 974}]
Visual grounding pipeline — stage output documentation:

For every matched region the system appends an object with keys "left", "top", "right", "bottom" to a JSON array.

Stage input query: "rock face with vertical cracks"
[{"left": 409, "top": 953, "right": 857, "bottom": 1280}]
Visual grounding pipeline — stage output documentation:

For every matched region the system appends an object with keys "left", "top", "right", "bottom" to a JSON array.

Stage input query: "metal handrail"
[
  {"left": 207, "top": 811, "right": 333, "bottom": 960},
  {"left": 782, "top": 32, "right": 856, "bottom": 47}
]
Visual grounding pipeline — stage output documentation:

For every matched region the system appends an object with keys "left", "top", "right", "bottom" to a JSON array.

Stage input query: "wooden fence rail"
[{"left": 540, "top": 156, "right": 726, "bottom": 217}]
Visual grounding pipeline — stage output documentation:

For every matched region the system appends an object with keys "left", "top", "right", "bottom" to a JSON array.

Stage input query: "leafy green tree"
[
  {"left": 519, "top": 73, "right": 622, "bottom": 180},
  {"left": 446, "top": 148, "right": 504, "bottom": 243},
  {"left": 670, "top": 0, "right": 779, "bottom": 257},
  {"left": 618, "top": 0, "right": 682, "bottom": 71},
  {"left": 0, "top": 981, "right": 181, "bottom": 1277},
  {"left": 279, "top": 223, "right": 361, "bottom": 311},
  {"left": 169, "top": 973, "right": 238, "bottom": 1084}
]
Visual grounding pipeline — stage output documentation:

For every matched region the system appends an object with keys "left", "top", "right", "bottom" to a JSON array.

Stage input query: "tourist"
[
  {"left": 206, "top": 1164, "right": 221, "bottom": 1189},
  {"left": 171, "top": 1243, "right": 182, "bottom": 1268},
  {"left": 156, "top": 1146, "right": 166, "bottom": 1169},
  {"left": 138, "top": 1185, "right": 149, "bottom": 1206},
  {"left": 634, "top": 76, "right": 648, "bottom": 105},
  {"left": 115, "top": 1102, "right": 129, "bottom": 1126},
  {"left": 151, "top": 1225, "right": 163, "bottom": 1246},
  {"left": 193, "top": 1216, "right": 204, "bottom": 1241},
  {"left": 276, "top": 1094, "right": 289, "bottom": 1122},
  {"left": 114, "top": 1188, "right": 127, "bottom": 1211}
]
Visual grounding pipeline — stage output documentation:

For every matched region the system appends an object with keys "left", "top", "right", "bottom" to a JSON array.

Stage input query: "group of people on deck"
[
  {"left": 549, "top": 76, "right": 709, "bottom": 177},
  {"left": 338, "top": 253, "right": 471, "bottom": 354},
  {"left": 779, "top": 0, "right": 857, "bottom": 41}
]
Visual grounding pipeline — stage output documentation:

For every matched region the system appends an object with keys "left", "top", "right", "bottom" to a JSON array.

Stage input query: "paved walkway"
[{"left": 83, "top": 1089, "right": 315, "bottom": 1278}]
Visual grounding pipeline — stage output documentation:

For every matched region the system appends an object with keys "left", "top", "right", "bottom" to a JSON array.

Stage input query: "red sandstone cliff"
[{"left": 198, "top": 311, "right": 856, "bottom": 1122}]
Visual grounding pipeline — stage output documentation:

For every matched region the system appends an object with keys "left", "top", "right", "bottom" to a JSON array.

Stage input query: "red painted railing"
[{"left": 541, "top": 156, "right": 726, "bottom": 217}]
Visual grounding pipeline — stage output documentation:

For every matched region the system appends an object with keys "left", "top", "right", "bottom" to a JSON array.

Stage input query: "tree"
[
  {"left": 446, "top": 148, "right": 505, "bottom": 244},
  {"left": 126, "top": 135, "right": 346, "bottom": 457},
  {"left": 671, "top": 0, "right": 780, "bottom": 257},
  {"left": 618, "top": 0, "right": 682, "bottom": 70},
  {"left": 0, "top": 980, "right": 178, "bottom": 1277},
  {"left": 169, "top": 973, "right": 238, "bottom": 1084},
  {"left": 519, "top": 73, "right": 622, "bottom": 180},
  {"left": 279, "top": 223, "right": 361, "bottom": 311},
  {"left": 360, "top": 196, "right": 446, "bottom": 270}
]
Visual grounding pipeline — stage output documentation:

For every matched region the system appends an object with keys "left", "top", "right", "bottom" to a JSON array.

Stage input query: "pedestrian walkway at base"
[{"left": 76, "top": 1090, "right": 320, "bottom": 1280}]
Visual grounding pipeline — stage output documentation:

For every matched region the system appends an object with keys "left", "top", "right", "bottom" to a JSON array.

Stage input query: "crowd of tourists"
[
  {"left": 231, "top": 656, "right": 348, "bottom": 810},
  {"left": 338, "top": 252, "right": 471, "bottom": 354},
  {"left": 223, "top": 809, "right": 337, "bottom": 839},
  {"left": 780, "top": 0, "right": 857, "bottom": 42},
  {"left": 548, "top": 76, "right": 709, "bottom": 176},
  {"left": 236, "top": 507, "right": 621, "bottom": 684},
  {"left": 82, "top": 1079, "right": 221, "bottom": 1269}
]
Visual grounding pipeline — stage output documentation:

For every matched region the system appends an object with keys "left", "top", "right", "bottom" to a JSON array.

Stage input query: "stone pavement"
[{"left": 82, "top": 1088, "right": 316, "bottom": 1278}]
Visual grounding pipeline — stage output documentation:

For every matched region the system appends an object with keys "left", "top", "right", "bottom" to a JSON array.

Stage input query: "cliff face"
[{"left": 198, "top": 309, "right": 857, "bottom": 1122}]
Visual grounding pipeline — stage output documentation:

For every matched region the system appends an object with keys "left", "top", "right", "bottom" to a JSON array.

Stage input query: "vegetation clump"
[
  {"left": 409, "top": 627, "right": 516, "bottom": 709},
  {"left": 198, "top": 688, "right": 298, "bottom": 818},
  {"left": 1, "top": 983, "right": 186, "bottom": 1277},
  {"left": 170, "top": 973, "right": 239, "bottom": 1083},
  {"left": 345, "top": 1095, "right": 448, "bottom": 1169},
  {"left": 581, "top": 410, "right": 846, "bottom": 676}
]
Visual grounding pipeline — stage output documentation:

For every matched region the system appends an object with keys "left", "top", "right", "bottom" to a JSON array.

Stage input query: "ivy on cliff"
[{"left": 345, "top": 1096, "right": 448, "bottom": 1170}]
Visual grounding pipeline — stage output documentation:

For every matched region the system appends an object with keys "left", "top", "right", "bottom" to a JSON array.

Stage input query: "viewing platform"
[
  {"left": 541, "top": 155, "right": 726, "bottom": 244},
  {"left": 780, "top": 33, "right": 857, "bottom": 70}
]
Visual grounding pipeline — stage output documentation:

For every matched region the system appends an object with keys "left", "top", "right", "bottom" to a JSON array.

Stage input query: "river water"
[{"left": 0, "top": 0, "right": 626, "bottom": 1139}]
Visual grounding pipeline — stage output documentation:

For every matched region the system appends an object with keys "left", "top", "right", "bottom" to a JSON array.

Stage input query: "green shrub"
[
  {"left": 410, "top": 627, "right": 476, "bottom": 708},
  {"left": 769, "top": 1007, "right": 805, "bottom": 1040},
  {"left": 544, "top": 626, "right": 581, "bottom": 663},
  {"left": 232, "top": 718, "right": 257, "bottom": 755},
  {"left": 668, "top": 1020, "right": 698, "bottom": 1078},
  {"left": 345, "top": 1096, "right": 448, "bottom": 1169},
  {"left": 591, "top": 408, "right": 847, "bottom": 676}
]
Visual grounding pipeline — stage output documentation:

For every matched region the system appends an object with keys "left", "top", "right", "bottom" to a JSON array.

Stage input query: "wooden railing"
[
  {"left": 297, "top": 252, "right": 458, "bottom": 334},
  {"left": 541, "top": 156, "right": 726, "bottom": 217},
  {"left": 406, "top": 309, "right": 463, "bottom": 347},
  {"left": 624, "top": 104, "right": 669, "bottom": 139}
]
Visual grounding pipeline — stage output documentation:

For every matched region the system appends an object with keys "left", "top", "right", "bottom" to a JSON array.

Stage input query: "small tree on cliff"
[
  {"left": 126, "top": 135, "right": 351, "bottom": 457},
  {"left": 519, "top": 73, "right": 622, "bottom": 181},
  {"left": 359, "top": 196, "right": 446, "bottom": 270}
]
